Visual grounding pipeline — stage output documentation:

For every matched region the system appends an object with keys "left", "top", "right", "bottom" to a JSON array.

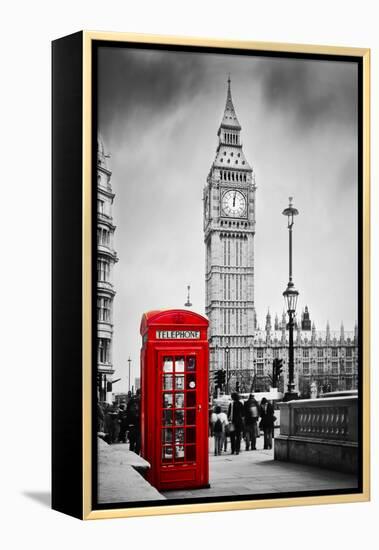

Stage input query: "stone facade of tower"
[
  {"left": 204, "top": 78, "right": 257, "bottom": 378},
  {"left": 97, "top": 136, "right": 118, "bottom": 403}
]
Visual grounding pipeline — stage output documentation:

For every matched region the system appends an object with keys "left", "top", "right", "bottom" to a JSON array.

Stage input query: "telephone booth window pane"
[
  {"left": 186, "top": 445, "right": 196, "bottom": 461},
  {"left": 162, "top": 446, "right": 173, "bottom": 462},
  {"left": 186, "top": 409, "right": 196, "bottom": 425},
  {"left": 175, "top": 357, "right": 185, "bottom": 372},
  {"left": 162, "top": 428, "right": 173, "bottom": 444},
  {"left": 175, "top": 446, "right": 185, "bottom": 461},
  {"left": 163, "top": 357, "right": 173, "bottom": 372},
  {"left": 175, "top": 393, "right": 185, "bottom": 408},
  {"left": 163, "top": 410, "right": 173, "bottom": 425},
  {"left": 175, "top": 409, "right": 184, "bottom": 425},
  {"left": 175, "top": 375, "right": 184, "bottom": 390},
  {"left": 186, "top": 391, "right": 196, "bottom": 407},
  {"left": 163, "top": 375, "right": 173, "bottom": 390},
  {"left": 187, "top": 357, "right": 196, "bottom": 371},
  {"left": 186, "top": 427, "right": 196, "bottom": 444},
  {"left": 175, "top": 428, "right": 184, "bottom": 443},
  {"left": 186, "top": 373, "right": 196, "bottom": 389},
  {"left": 163, "top": 393, "right": 173, "bottom": 408}
]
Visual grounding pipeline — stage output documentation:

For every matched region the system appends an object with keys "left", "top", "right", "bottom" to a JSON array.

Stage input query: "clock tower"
[{"left": 204, "top": 77, "right": 256, "bottom": 389}]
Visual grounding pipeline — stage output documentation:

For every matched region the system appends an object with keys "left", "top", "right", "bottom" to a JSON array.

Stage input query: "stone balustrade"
[{"left": 274, "top": 395, "right": 358, "bottom": 474}]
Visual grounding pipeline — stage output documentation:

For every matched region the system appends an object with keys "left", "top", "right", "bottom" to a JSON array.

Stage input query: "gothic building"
[
  {"left": 204, "top": 76, "right": 257, "bottom": 380},
  {"left": 251, "top": 310, "right": 358, "bottom": 397},
  {"left": 97, "top": 136, "right": 118, "bottom": 402},
  {"left": 204, "top": 80, "right": 358, "bottom": 397}
]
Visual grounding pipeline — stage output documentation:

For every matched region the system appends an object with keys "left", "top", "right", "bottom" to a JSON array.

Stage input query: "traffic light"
[
  {"left": 214, "top": 369, "right": 221, "bottom": 388},
  {"left": 220, "top": 370, "right": 226, "bottom": 386},
  {"left": 214, "top": 369, "right": 226, "bottom": 389},
  {"left": 276, "top": 358, "right": 283, "bottom": 378},
  {"left": 272, "top": 358, "right": 284, "bottom": 387}
]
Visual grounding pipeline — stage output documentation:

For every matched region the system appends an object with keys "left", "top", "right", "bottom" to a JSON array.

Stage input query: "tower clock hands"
[{"left": 233, "top": 191, "right": 236, "bottom": 207}]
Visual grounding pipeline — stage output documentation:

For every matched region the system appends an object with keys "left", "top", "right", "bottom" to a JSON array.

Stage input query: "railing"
[
  {"left": 294, "top": 405, "right": 349, "bottom": 440},
  {"left": 275, "top": 395, "right": 358, "bottom": 473}
]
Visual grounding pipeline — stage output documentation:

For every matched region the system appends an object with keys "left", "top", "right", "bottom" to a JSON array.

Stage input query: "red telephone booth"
[{"left": 140, "top": 309, "right": 209, "bottom": 491}]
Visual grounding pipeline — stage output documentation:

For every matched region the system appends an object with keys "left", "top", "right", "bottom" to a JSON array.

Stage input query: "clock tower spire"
[{"left": 204, "top": 78, "right": 256, "bottom": 392}]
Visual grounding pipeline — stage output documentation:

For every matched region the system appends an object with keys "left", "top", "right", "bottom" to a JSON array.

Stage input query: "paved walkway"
[
  {"left": 162, "top": 434, "right": 358, "bottom": 500},
  {"left": 98, "top": 438, "right": 166, "bottom": 504}
]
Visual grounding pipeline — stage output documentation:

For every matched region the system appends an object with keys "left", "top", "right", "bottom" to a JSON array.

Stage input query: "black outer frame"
[
  {"left": 52, "top": 32, "right": 365, "bottom": 520},
  {"left": 52, "top": 31, "right": 84, "bottom": 519}
]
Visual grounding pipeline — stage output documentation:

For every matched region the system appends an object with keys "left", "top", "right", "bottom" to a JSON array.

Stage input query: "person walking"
[
  {"left": 118, "top": 403, "right": 128, "bottom": 443},
  {"left": 227, "top": 392, "right": 244, "bottom": 455},
  {"left": 243, "top": 394, "right": 259, "bottom": 450},
  {"left": 127, "top": 390, "right": 141, "bottom": 454},
  {"left": 103, "top": 402, "right": 121, "bottom": 444},
  {"left": 259, "top": 397, "right": 275, "bottom": 450},
  {"left": 211, "top": 405, "right": 228, "bottom": 456},
  {"left": 97, "top": 401, "right": 105, "bottom": 433}
]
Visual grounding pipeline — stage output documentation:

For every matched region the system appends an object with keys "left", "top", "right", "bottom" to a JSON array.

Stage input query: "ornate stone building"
[
  {"left": 204, "top": 80, "right": 358, "bottom": 397},
  {"left": 204, "top": 77, "right": 257, "bottom": 379},
  {"left": 97, "top": 136, "right": 118, "bottom": 402},
  {"left": 250, "top": 309, "right": 358, "bottom": 397}
]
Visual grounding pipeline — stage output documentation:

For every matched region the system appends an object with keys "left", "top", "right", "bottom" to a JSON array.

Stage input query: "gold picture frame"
[{"left": 52, "top": 31, "right": 370, "bottom": 520}]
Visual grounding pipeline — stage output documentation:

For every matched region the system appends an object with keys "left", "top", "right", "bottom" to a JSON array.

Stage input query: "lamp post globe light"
[{"left": 282, "top": 197, "right": 299, "bottom": 401}]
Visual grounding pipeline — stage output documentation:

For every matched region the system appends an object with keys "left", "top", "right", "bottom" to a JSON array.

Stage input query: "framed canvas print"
[{"left": 52, "top": 31, "right": 370, "bottom": 520}]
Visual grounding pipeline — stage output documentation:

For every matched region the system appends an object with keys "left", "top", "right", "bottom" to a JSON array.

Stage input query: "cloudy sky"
[{"left": 98, "top": 46, "right": 358, "bottom": 392}]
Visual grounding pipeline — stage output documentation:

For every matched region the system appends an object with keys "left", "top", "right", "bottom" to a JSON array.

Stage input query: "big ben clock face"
[{"left": 222, "top": 190, "right": 246, "bottom": 217}]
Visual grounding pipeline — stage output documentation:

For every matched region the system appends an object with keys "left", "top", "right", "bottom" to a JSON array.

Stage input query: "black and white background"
[
  {"left": 99, "top": 46, "right": 358, "bottom": 390},
  {"left": 1, "top": 1, "right": 378, "bottom": 549}
]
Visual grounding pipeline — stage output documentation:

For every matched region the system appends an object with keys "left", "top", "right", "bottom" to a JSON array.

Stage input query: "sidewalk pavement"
[
  {"left": 98, "top": 434, "right": 358, "bottom": 504},
  {"left": 162, "top": 433, "right": 358, "bottom": 500},
  {"left": 98, "top": 438, "right": 166, "bottom": 504}
]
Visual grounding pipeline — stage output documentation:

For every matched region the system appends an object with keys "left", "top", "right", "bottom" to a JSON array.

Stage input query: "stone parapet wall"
[{"left": 274, "top": 396, "right": 358, "bottom": 474}]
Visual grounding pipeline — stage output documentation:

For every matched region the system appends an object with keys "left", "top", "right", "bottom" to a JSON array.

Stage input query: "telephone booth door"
[{"left": 157, "top": 350, "right": 206, "bottom": 489}]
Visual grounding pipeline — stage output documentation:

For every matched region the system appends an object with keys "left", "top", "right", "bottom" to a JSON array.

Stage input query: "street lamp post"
[
  {"left": 282, "top": 197, "right": 299, "bottom": 401},
  {"left": 225, "top": 342, "right": 230, "bottom": 395},
  {"left": 128, "top": 357, "right": 131, "bottom": 394}
]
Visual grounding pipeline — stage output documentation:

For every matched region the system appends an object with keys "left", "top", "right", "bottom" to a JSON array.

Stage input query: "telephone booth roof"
[{"left": 140, "top": 309, "right": 209, "bottom": 336}]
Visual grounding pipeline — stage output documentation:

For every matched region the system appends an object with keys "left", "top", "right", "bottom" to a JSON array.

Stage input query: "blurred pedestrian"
[
  {"left": 127, "top": 390, "right": 141, "bottom": 454},
  {"left": 259, "top": 397, "right": 276, "bottom": 450},
  {"left": 97, "top": 401, "right": 105, "bottom": 433},
  {"left": 118, "top": 403, "right": 128, "bottom": 443},
  {"left": 227, "top": 392, "right": 244, "bottom": 455},
  {"left": 109, "top": 402, "right": 121, "bottom": 443},
  {"left": 243, "top": 394, "right": 259, "bottom": 450},
  {"left": 211, "top": 405, "right": 228, "bottom": 456}
]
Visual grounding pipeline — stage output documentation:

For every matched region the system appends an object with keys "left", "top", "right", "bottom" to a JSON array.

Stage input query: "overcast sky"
[{"left": 98, "top": 46, "right": 358, "bottom": 392}]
